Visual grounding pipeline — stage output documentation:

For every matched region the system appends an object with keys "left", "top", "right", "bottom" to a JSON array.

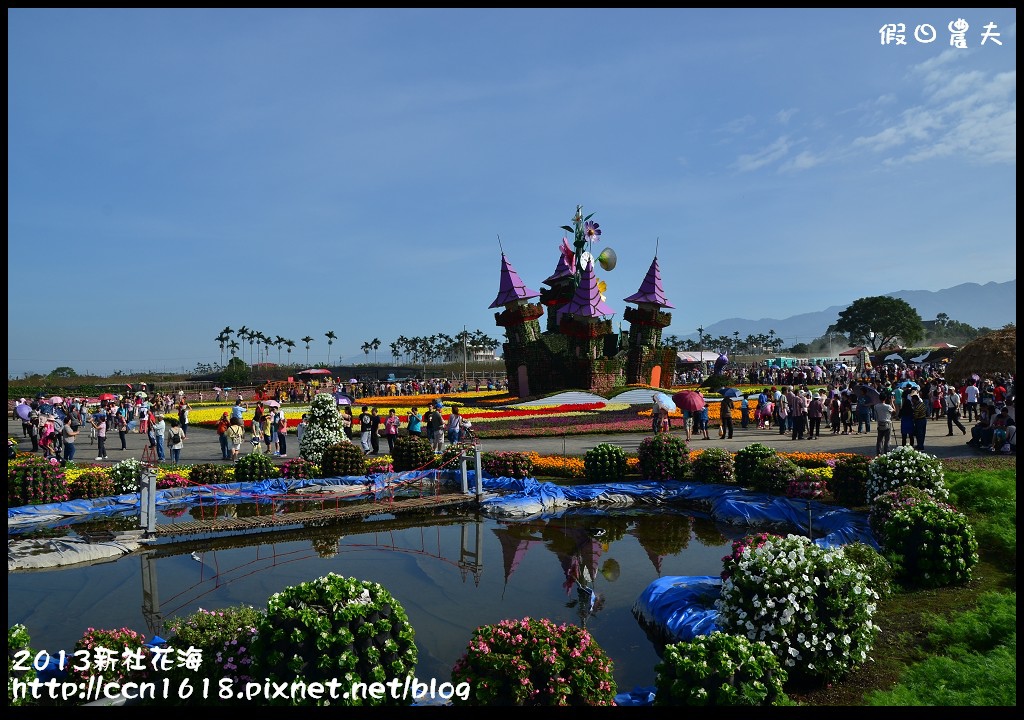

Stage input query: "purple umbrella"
[{"left": 16, "top": 404, "right": 31, "bottom": 421}]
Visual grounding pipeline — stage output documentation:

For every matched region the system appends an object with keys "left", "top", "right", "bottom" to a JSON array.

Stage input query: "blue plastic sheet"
[{"left": 632, "top": 575, "right": 723, "bottom": 645}]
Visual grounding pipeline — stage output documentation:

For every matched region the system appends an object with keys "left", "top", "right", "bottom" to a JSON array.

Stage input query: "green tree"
[
  {"left": 221, "top": 357, "right": 249, "bottom": 386},
  {"left": 832, "top": 296, "right": 924, "bottom": 351},
  {"left": 49, "top": 366, "right": 78, "bottom": 378}
]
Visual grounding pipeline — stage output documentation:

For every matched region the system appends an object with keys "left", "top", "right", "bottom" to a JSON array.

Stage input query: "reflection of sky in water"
[{"left": 7, "top": 510, "right": 745, "bottom": 691}]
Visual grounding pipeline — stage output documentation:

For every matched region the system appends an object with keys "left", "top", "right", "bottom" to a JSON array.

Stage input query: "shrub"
[
  {"left": 298, "top": 393, "right": 346, "bottom": 466},
  {"left": 450, "top": 617, "right": 616, "bottom": 706},
  {"left": 250, "top": 573, "right": 417, "bottom": 706},
  {"left": 481, "top": 451, "right": 534, "bottom": 479},
  {"left": 840, "top": 541, "right": 895, "bottom": 599},
  {"left": 365, "top": 456, "right": 393, "bottom": 475},
  {"left": 8, "top": 624, "right": 37, "bottom": 707},
  {"left": 866, "top": 445, "right": 948, "bottom": 505},
  {"left": 829, "top": 455, "right": 872, "bottom": 508},
  {"left": 280, "top": 456, "right": 318, "bottom": 480},
  {"left": 748, "top": 454, "right": 803, "bottom": 495},
  {"left": 391, "top": 435, "right": 435, "bottom": 472},
  {"left": 715, "top": 534, "right": 880, "bottom": 683},
  {"left": 439, "top": 442, "right": 478, "bottom": 471},
  {"left": 159, "top": 605, "right": 263, "bottom": 705},
  {"left": 233, "top": 453, "right": 279, "bottom": 484},
  {"left": 320, "top": 442, "right": 367, "bottom": 477},
  {"left": 868, "top": 485, "right": 940, "bottom": 541},
  {"left": 637, "top": 434, "right": 690, "bottom": 481},
  {"left": 584, "top": 443, "right": 628, "bottom": 483},
  {"left": 690, "top": 447, "right": 734, "bottom": 484},
  {"left": 654, "top": 632, "right": 791, "bottom": 706},
  {"left": 157, "top": 472, "right": 190, "bottom": 490},
  {"left": 108, "top": 457, "right": 147, "bottom": 495},
  {"left": 880, "top": 497, "right": 979, "bottom": 589},
  {"left": 785, "top": 478, "right": 828, "bottom": 500},
  {"left": 733, "top": 444, "right": 778, "bottom": 488},
  {"left": 720, "top": 532, "right": 780, "bottom": 582},
  {"left": 188, "top": 463, "right": 229, "bottom": 486},
  {"left": 8, "top": 455, "right": 68, "bottom": 507},
  {"left": 68, "top": 469, "right": 115, "bottom": 500},
  {"left": 63, "top": 626, "right": 150, "bottom": 694}
]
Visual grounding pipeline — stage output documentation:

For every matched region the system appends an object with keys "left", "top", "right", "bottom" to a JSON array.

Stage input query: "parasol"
[
  {"left": 652, "top": 392, "right": 676, "bottom": 412},
  {"left": 262, "top": 399, "right": 281, "bottom": 408},
  {"left": 897, "top": 380, "right": 919, "bottom": 390},
  {"left": 298, "top": 368, "right": 332, "bottom": 375},
  {"left": 672, "top": 390, "right": 705, "bottom": 413},
  {"left": 858, "top": 385, "right": 882, "bottom": 404},
  {"left": 49, "top": 396, "right": 64, "bottom": 405},
  {"left": 16, "top": 404, "right": 31, "bottom": 421},
  {"left": 99, "top": 393, "right": 116, "bottom": 401},
  {"left": 719, "top": 388, "right": 741, "bottom": 398},
  {"left": 213, "top": 386, "right": 222, "bottom": 392},
  {"left": 135, "top": 391, "right": 148, "bottom": 398}
]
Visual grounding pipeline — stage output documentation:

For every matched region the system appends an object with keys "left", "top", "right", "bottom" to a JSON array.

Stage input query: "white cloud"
[
  {"left": 733, "top": 136, "right": 791, "bottom": 173},
  {"left": 776, "top": 108, "right": 798, "bottom": 125}
]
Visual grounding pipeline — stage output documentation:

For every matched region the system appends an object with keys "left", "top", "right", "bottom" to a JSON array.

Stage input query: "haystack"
[{"left": 943, "top": 328, "right": 1016, "bottom": 383}]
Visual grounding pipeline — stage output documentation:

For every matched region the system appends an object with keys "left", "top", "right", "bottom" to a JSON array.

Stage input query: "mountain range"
[{"left": 690, "top": 280, "right": 1016, "bottom": 347}]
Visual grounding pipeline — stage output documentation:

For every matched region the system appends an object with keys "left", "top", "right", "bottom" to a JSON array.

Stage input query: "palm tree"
[
  {"left": 285, "top": 339, "right": 296, "bottom": 365},
  {"left": 228, "top": 340, "right": 240, "bottom": 359},
  {"left": 370, "top": 338, "right": 381, "bottom": 366},
  {"left": 361, "top": 341, "right": 371, "bottom": 362},
  {"left": 237, "top": 326, "right": 250, "bottom": 364},
  {"left": 275, "top": 336, "right": 286, "bottom": 364},
  {"left": 395, "top": 335, "right": 409, "bottom": 363},
  {"left": 325, "top": 331, "right": 337, "bottom": 365},
  {"left": 301, "top": 336, "right": 314, "bottom": 365},
  {"left": 215, "top": 333, "right": 229, "bottom": 367},
  {"left": 390, "top": 341, "right": 400, "bottom": 365}
]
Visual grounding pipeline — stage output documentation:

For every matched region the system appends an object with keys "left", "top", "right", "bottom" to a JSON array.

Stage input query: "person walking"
[
  {"left": 944, "top": 384, "right": 967, "bottom": 436},
  {"left": 855, "top": 387, "right": 873, "bottom": 435},
  {"left": 898, "top": 388, "right": 917, "bottom": 447},
  {"left": 177, "top": 400, "right": 192, "bottom": 439},
  {"left": 873, "top": 391, "right": 896, "bottom": 456},
  {"left": 447, "top": 407, "right": 465, "bottom": 446},
  {"left": 62, "top": 417, "right": 79, "bottom": 463},
  {"left": 115, "top": 411, "right": 129, "bottom": 450},
  {"left": 910, "top": 390, "right": 929, "bottom": 451},
  {"left": 92, "top": 412, "right": 109, "bottom": 461},
  {"left": 167, "top": 419, "right": 185, "bottom": 464},
  {"left": 807, "top": 391, "right": 824, "bottom": 439},
  {"left": 275, "top": 408, "right": 288, "bottom": 457},
  {"left": 775, "top": 388, "right": 789, "bottom": 436},
  {"left": 296, "top": 414, "right": 309, "bottom": 446},
  {"left": 369, "top": 407, "right": 382, "bottom": 455},
  {"left": 407, "top": 406, "right": 422, "bottom": 438},
  {"left": 720, "top": 395, "right": 735, "bottom": 439},
  {"left": 383, "top": 409, "right": 400, "bottom": 454},
  {"left": 790, "top": 390, "right": 807, "bottom": 440},
  {"left": 359, "top": 406, "right": 373, "bottom": 454},
  {"left": 424, "top": 404, "right": 445, "bottom": 452},
  {"left": 216, "top": 412, "right": 231, "bottom": 460},
  {"left": 226, "top": 416, "right": 245, "bottom": 460},
  {"left": 151, "top": 413, "right": 166, "bottom": 461},
  {"left": 340, "top": 406, "right": 353, "bottom": 441},
  {"left": 740, "top": 394, "right": 750, "bottom": 429}
]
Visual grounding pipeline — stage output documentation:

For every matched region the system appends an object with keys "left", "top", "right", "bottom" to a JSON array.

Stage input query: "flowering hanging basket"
[{"left": 495, "top": 303, "right": 544, "bottom": 327}]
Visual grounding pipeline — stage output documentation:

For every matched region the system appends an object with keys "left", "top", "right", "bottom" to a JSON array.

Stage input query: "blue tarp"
[{"left": 632, "top": 575, "right": 723, "bottom": 645}]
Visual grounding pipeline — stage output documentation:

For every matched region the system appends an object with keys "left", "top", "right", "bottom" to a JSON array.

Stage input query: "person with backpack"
[
  {"left": 167, "top": 419, "right": 185, "bottom": 464},
  {"left": 61, "top": 417, "right": 79, "bottom": 462},
  {"left": 216, "top": 412, "right": 231, "bottom": 460},
  {"left": 226, "top": 416, "right": 245, "bottom": 460}
]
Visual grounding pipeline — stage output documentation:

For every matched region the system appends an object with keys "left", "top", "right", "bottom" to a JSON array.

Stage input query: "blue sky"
[{"left": 8, "top": 8, "right": 1016, "bottom": 377}]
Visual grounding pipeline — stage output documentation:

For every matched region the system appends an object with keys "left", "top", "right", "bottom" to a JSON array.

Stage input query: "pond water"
[{"left": 7, "top": 506, "right": 746, "bottom": 692}]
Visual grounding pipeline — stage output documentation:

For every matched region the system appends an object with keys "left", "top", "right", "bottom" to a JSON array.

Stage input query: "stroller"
[{"left": 459, "top": 419, "right": 478, "bottom": 445}]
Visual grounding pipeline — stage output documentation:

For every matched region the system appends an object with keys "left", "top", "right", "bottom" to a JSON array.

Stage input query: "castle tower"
[
  {"left": 539, "top": 246, "right": 577, "bottom": 332},
  {"left": 623, "top": 256, "right": 677, "bottom": 388},
  {"left": 558, "top": 255, "right": 615, "bottom": 352},
  {"left": 490, "top": 252, "right": 543, "bottom": 396}
]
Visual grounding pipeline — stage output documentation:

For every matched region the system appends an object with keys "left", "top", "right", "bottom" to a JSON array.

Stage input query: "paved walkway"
[{"left": 9, "top": 412, "right": 979, "bottom": 467}]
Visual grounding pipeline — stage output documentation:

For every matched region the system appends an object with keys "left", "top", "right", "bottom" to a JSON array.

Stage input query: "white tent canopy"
[{"left": 676, "top": 351, "right": 722, "bottom": 363}]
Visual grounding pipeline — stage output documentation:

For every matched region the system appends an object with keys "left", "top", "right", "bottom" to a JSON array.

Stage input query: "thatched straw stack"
[{"left": 943, "top": 328, "right": 1016, "bottom": 383}]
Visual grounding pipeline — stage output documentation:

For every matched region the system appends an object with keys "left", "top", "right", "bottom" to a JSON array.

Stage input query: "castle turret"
[
  {"left": 491, "top": 253, "right": 544, "bottom": 397},
  {"left": 623, "top": 256, "right": 677, "bottom": 388},
  {"left": 558, "top": 256, "right": 614, "bottom": 355},
  {"left": 539, "top": 238, "right": 577, "bottom": 333}
]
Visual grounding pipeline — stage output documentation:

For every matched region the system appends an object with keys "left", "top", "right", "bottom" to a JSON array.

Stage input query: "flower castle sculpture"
[{"left": 492, "top": 205, "right": 678, "bottom": 398}]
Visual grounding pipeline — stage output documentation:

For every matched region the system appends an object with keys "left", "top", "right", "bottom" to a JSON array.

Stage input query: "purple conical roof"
[
  {"left": 557, "top": 258, "right": 615, "bottom": 319},
  {"left": 623, "top": 256, "right": 674, "bottom": 308},
  {"left": 489, "top": 253, "right": 540, "bottom": 309},
  {"left": 543, "top": 253, "right": 574, "bottom": 286}
]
